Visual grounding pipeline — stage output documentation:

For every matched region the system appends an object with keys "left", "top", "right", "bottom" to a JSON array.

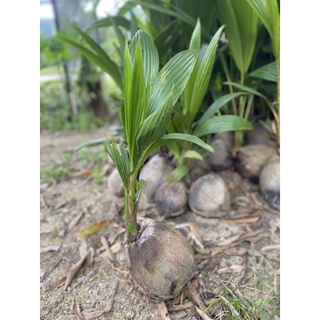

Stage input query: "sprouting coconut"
[
  {"left": 107, "top": 167, "right": 124, "bottom": 197},
  {"left": 234, "top": 144, "right": 278, "bottom": 183},
  {"left": 187, "top": 157, "right": 212, "bottom": 185},
  {"left": 259, "top": 154, "right": 280, "bottom": 210},
  {"left": 208, "top": 132, "right": 234, "bottom": 171},
  {"left": 245, "top": 123, "right": 278, "bottom": 148},
  {"left": 105, "top": 30, "right": 213, "bottom": 301},
  {"left": 139, "top": 154, "right": 173, "bottom": 202},
  {"left": 125, "top": 218, "right": 197, "bottom": 300},
  {"left": 188, "top": 173, "right": 230, "bottom": 218},
  {"left": 154, "top": 181, "right": 188, "bottom": 218}
]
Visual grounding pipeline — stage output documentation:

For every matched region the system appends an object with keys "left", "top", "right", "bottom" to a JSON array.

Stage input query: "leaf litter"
[{"left": 40, "top": 130, "right": 280, "bottom": 320}]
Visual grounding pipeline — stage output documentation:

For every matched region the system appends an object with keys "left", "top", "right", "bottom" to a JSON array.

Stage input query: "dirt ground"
[{"left": 40, "top": 129, "right": 280, "bottom": 320}]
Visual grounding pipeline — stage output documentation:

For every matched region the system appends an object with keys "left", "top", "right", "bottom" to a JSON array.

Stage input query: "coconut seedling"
[
  {"left": 105, "top": 30, "right": 214, "bottom": 301},
  {"left": 152, "top": 21, "right": 253, "bottom": 218},
  {"left": 166, "top": 20, "right": 253, "bottom": 182}
]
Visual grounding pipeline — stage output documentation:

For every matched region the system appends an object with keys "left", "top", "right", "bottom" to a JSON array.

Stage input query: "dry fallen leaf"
[
  {"left": 81, "top": 220, "right": 109, "bottom": 237},
  {"left": 195, "top": 306, "right": 213, "bottom": 320},
  {"left": 189, "top": 223, "right": 204, "bottom": 243},
  {"left": 93, "top": 242, "right": 122, "bottom": 264},
  {"left": 100, "top": 237, "right": 115, "bottom": 261},
  {"left": 223, "top": 215, "right": 261, "bottom": 224},
  {"left": 72, "top": 168, "right": 96, "bottom": 177},
  {"left": 170, "top": 310, "right": 187, "bottom": 320},
  {"left": 224, "top": 247, "right": 248, "bottom": 256},
  {"left": 68, "top": 212, "right": 85, "bottom": 232},
  {"left": 195, "top": 229, "right": 264, "bottom": 258},
  {"left": 79, "top": 237, "right": 88, "bottom": 258},
  {"left": 170, "top": 301, "right": 194, "bottom": 312},
  {"left": 104, "top": 280, "right": 118, "bottom": 312},
  {"left": 64, "top": 248, "right": 94, "bottom": 290},
  {"left": 217, "top": 265, "right": 244, "bottom": 274},
  {"left": 110, "top": 242, "right": 122, "bottom": 254},
  {"left": 40, "top": 245, "right": 62, "bottom": 253},
  {"left": 216, "top": 234, "right": 240, "bottom": 247},
  {"left": 73, "top": 301, "right": 85, "bottom": 320},
  {"left": 260, "top": 244, "right": 280, "bottom": 252},
  {"left": 157, "top": 301, "right": 171, "bottom": 320},
  {"left": 187, "top": 282, "right": 207, "bottom": 311}
]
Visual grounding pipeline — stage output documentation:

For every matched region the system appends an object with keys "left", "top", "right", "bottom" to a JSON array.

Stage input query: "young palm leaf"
[
  {"left": 244, "top": 0, "right": 280, "bottom": 143},
  {"left": 105, "top": 30, "right": 212, "bottom": 239},
  {"left": 244, "top": 0, "right": 280, "bottom": 67},
  {"left": 166, "top": 21, "right": 253, "bottom": 181},
  {"left": 249, "top": 61, "right": 277, "bottom": 82},
  {"left": 59, "top": 25, "right": 123, "bottom": 91},
  {"left": 184, "top": 22, "right": 225, "bottom": 128},
  {"left": 216, "top": 0, "right": 259, "bottom": 82}
]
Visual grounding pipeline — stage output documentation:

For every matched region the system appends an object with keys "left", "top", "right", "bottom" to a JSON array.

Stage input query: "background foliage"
[{"left": 40, "top": 0, "right": 280, "bottom": 145}]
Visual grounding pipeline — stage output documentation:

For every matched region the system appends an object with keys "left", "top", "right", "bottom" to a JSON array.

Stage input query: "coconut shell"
[
  {"left": 139, "top": 155, "right": 173, "bottom": 202},
  {"left": 187, "top": 158, "right": 211, "bottom": 185},
  {"left": 188, "top": 173, "right": 230, "bottom": 218},
  {"left": 234, "top": 144, "right": 278, "bottom": 183},
  {"left": 125, "top": 218, "right": 197, "bottom": 301},
  {"left": 245, "top": 123, "right": 278, "bottom": 148},
  {"left": 208, "top": 139, "right": 233, "bottom": 171},
  {"left": 108, "top": 168, "right": 124, "bottom": 197},
  {"left": 155, "top": 182, "right": 188, "bottom": 218},
  {"left": 259, "top": 156, "right": 280, "bottom": 210}
]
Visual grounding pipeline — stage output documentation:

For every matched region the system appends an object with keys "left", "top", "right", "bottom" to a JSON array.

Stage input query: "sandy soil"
[{"left": 40, "top": 129, "right": 280, "bottom": 320}]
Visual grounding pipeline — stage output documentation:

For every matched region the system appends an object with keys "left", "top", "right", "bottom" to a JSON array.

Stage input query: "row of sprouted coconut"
[{"left": 108, "top": 125, "right": 280, "bottom": 220}]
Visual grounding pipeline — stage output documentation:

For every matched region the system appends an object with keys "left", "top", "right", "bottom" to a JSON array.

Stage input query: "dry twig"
[
  {"left": 100, "top": 236, "right": 115, "bottom": 261},
  {"left": 73, "top": 301, "right": 85, "bottom": 320},
  {"left": 187, "top": 282, "right": 207, "bottom": 310},
  {"left": 195, "top": 306, "right": 213, "bottom": 320},
  {"left": 170, "top": 301, "right": 194, "bottom": 312},
  {"left": 68, "top": 212, "right": 85, "bottom": 232},
  {"left": 104, "top": 280, "right": 119, "bottom": 312},
  {"left": 64, "top": 248, "right": 94, "bottom": 290}
]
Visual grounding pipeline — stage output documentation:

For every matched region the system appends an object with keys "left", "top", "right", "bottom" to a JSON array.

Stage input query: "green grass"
[
  {"left": 77, "top": 149, "right": 108, "bottom": 165},
  {"left": 205, "top": 279, "right": 279, "bottom": 320},
  {"left": 40, "top": 164, "right": 69, "bottom": 181},
  {"left": 41, "top": 149, "right": 108, "bottom": 184},
  {"left": 40, "top": 153, "right": 73, "bottom": 181},
  {"left": 205, "top": 244, "right": 280, "bottom": 319}
]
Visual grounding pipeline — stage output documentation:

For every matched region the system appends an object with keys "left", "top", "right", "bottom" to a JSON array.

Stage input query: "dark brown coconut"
[
  {"left": 125, "top": 218, "right": 197, "bottom": 301},
  {"left": 234, "top": 144, "right": 278, "bottom": 183},
  {"left": 154, "top": 182, "right": 188, "bottom": 218},
  {"left": 245, "top": 123, "right": 278, "bottom": 148}
]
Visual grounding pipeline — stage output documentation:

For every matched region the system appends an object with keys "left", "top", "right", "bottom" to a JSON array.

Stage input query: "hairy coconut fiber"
[{"left": 125, "top": 218, "right": 197, "bottom": 301}]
